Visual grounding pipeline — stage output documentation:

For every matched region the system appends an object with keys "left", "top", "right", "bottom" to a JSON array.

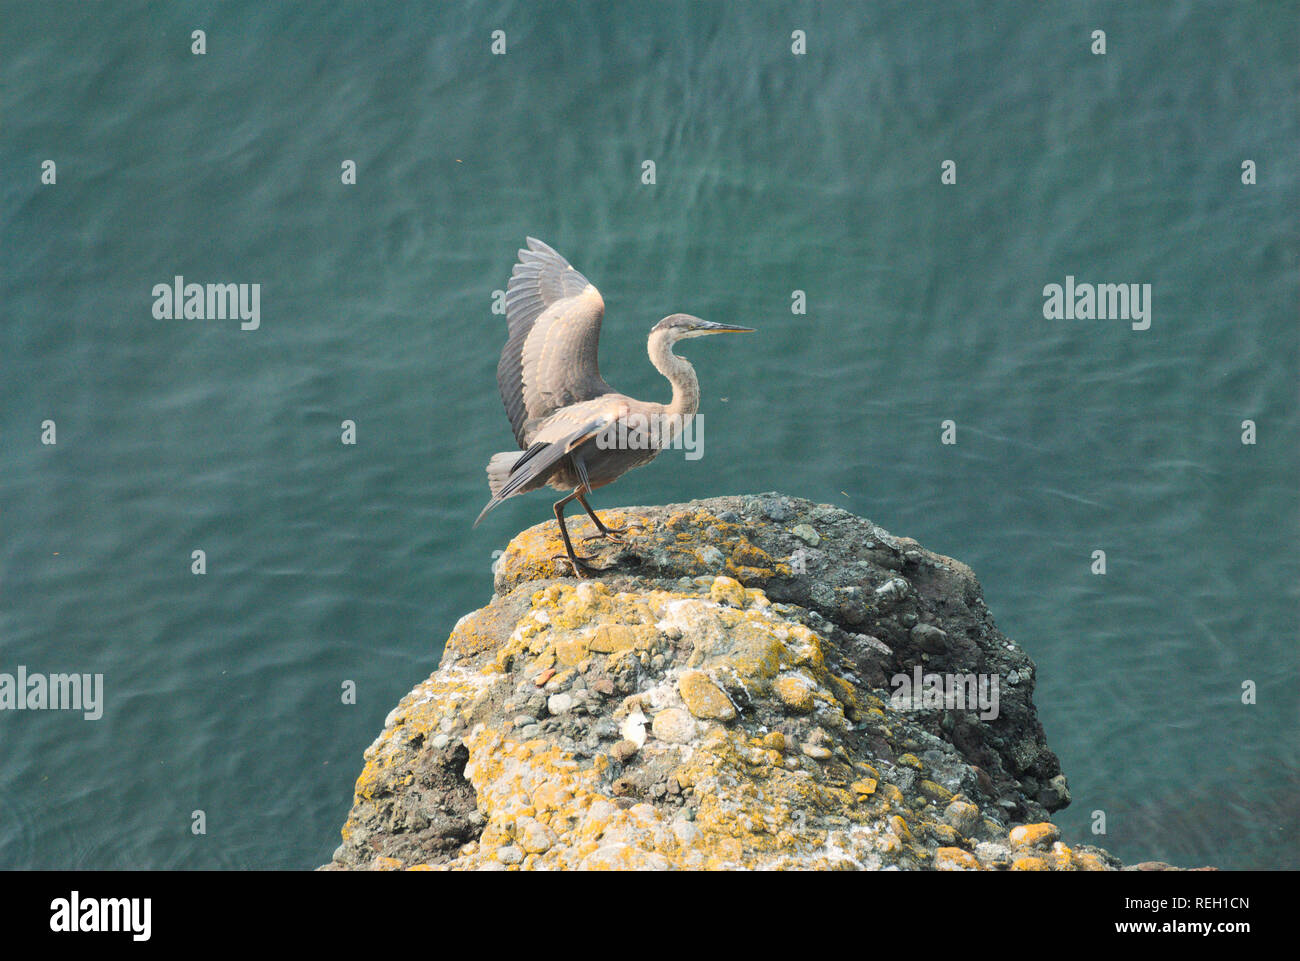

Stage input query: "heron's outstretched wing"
[{"left": 497, "top": 238, "right": 612, "bottom": 447}]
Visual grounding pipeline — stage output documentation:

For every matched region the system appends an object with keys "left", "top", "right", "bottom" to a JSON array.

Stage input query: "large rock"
[{"left": 321, "top": 493, "right": 1132, "bottom": 870}]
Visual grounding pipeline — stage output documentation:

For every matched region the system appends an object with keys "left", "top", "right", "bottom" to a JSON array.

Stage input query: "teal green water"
[{"left": 1, "top": 1, "right": 1296, "bottom": 869}]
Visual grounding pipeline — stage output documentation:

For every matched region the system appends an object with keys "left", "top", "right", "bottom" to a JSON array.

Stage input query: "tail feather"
[
  {"left": 486, "top": 450, "right": 524, "bottom": 498},
  {"left": 474, "top": 450, "right": 525, "bottom": 528},
  {"left": 473, "top": 418, "right": 608, "bottom": 528}
]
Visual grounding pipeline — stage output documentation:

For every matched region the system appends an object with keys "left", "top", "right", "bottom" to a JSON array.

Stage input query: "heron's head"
[{"left": 652, "top": 314, "right": 755, "bottom": 341}]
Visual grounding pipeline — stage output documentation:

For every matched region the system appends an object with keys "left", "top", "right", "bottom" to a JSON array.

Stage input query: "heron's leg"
[
  {"left": 576, "top": 492, "right": 644, "bottom": 543},
  {"left": 552, "top": 490, "right": 610, "bottom": 578}
]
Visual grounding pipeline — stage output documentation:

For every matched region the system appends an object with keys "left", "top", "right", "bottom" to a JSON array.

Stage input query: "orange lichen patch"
[
  {"left": 494, "top": 524, "right": 575, "bottom": 581},
  {"left": 929, "top": 823, "right": 963, "bottom": 847},
  {"left": 588, "top": 623, "right": 656, "bottom": 653},
  {"left": 1010, "top": 855, "right": 1051, "bottom": 871},
  {"left": 527, "top": 649, "right": 557, "bottom": 673},
  {"left": 934, "top": 847, "right": 981, "bottom": 871},
  {"left": 875, "top": 783, "right": 905, "bottom": 806},
  {"left": 877, "top": 834, "right": 904, "bottom": 856},
  {"left": 494, "top": 504, "right": 800, "bottom": 594},
  {"left": 726, "top": 563, "right": 778, "bottom": 584},
  {"left": 1009, "top": 822, "right": 1061, "bottom": 849},
  {"left": 826, "top": 673, "right": 863, "bottom": 717},
  {"left": 918, "top": 780, "right": 954, "bottom": 804},
  {"left": 552, "top": 636, "right": 589, "bottom": 668},
  {"left": 774, "top": 675, "right": 815, "bottom": 713},
  {"left": 491, "top": 581, "right": 663, "bottom": 672},
  {"left": 663, "top": 728, "right": 871, "bottom": 867},
  {"left": 443, "top": 608, "right": 512, "bottom": 660},
  {"left": 1047, "top": 841, "right": 1078, "bottom": 870},
  {"left": 663, "top": 509, "right": 698, "bottom": 531},
  {"left": 729, "top": 541, "right": 775, "bottom": 570},
  {"left": 1073, "top": 850, "right": 1111, "bottom": 871},
  {"left": 678, "top": 670, "right": 736, "bottom": 720},
  {"left": 650, "top": 595, "right": 824, "bottom": 697},
  {"left": 708, "top": 576, "right": 748, "bottom": 608}
]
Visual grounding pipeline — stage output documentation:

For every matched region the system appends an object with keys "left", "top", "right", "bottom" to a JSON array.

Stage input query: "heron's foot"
[
  {"left": 581, "top": 528, "right": 627, "bottom": 545},
  {"left": 550, "top": 553, "right": 614, "bottom": 579},
  {"left": 581, "top": 521, "right": 645, "bottom": 544}
]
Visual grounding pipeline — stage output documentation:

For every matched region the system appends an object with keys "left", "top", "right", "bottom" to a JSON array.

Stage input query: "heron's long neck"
[{"left": 648, "top": 331, "right": 700, "bottom": 419}]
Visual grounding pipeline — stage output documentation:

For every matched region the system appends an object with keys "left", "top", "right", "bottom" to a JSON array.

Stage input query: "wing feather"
[{"left": 496, "top": 238, "right": 611, "bottom": 447}]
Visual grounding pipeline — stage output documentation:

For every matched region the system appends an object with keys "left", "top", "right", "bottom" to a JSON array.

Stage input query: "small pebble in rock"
[
  {"left": 943, "top": 800, "right": 982, "bottom": 836},
  {"left": 874, "top": 577, "right": 910, "bottom": 606},
  {"left": 763, "top": 499, "right": 793, "bottom": 522},
  {"left": 791, "top": 524, "right": 821, "bottom": 546},
  {"left": 911, "top": 623, "right": 948, "bottom": 653},
  {"left": 517, "top": 819, "right": 554, "bottom": 854},
  {"left": 651, "top": 708, "right": 696, "bottom": 744},
  {"left": 698, "top": 545, "right": 725, "bottom": 567},
  {"left": 620, "top": 710, "right": 648, "bottom": 747},
  {"left": 547, "top": 693, "right": 573, "bottom": 715}
]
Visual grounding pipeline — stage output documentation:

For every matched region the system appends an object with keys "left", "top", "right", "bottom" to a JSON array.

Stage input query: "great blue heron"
[{"left": 475, "top": 237, "right": 753, "bottom": 576}]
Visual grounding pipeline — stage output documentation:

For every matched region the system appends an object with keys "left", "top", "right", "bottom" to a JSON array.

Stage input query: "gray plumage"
[{"left": 476, "top": 237, "right": 753, "bottom": 576}]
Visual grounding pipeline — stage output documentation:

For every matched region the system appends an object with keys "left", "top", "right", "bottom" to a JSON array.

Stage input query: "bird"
[{"left": 475, "top": 237, "right": 753, "bottom": 577}]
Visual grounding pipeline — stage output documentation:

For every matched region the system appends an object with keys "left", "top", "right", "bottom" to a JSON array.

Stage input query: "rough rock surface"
[{"left": 321, "top": 493, "right": 1137, "bottom": 871}]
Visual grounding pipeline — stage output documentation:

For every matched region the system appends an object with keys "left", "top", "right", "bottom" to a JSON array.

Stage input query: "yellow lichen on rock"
[
  {"left": 1011, "top": 855, "right": 1051, "bottom": 871},
  {"left": 774, "top": 674, "right": 816, "bottom": 713},
  {"left": 1009, "top": 822, "right": 1062, "bottom": 849},
  {"left": 324, "top": 494, "right": 1147, "bottom": 873},
  {"left": 934, "top": 847, "right": 981, "bottom": 871},
  {"left": 708, "top": 575, "right": 748, "bottom": 608},
  {"left": 677, "top": 670, "right": 736, "bottom": 720}
]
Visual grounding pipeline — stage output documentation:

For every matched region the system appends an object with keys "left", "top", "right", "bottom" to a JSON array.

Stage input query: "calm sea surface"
[{"left": 1, "top": 1, "right": 1296, "bottom": 869}]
